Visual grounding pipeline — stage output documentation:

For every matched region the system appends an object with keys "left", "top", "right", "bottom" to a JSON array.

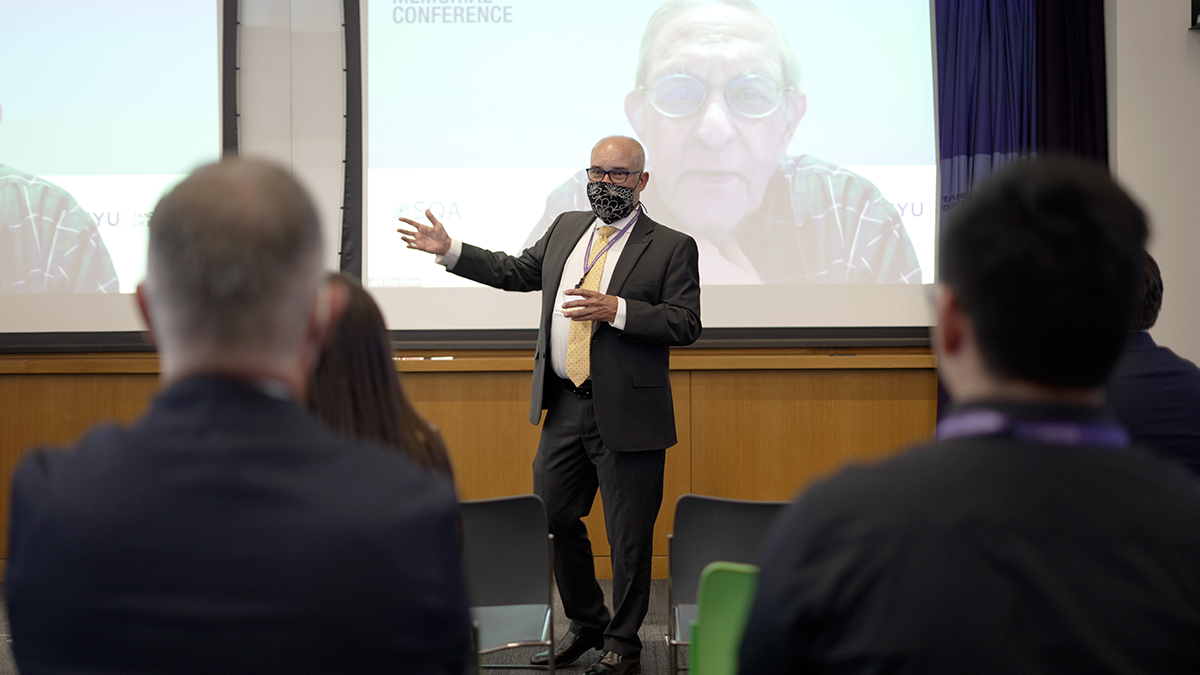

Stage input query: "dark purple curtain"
[
  {"left": 937, "top": 0, "right": 1038, "bottom": 216},
  {"left": 1037, "top": 0, "right": 1109, "bottom": 164},
  {"left": 934, "top": 0, "right": 1108, "bottom": 418},
  {"left": 936, "top": 0, "right": 1038, "bottom": 419}
]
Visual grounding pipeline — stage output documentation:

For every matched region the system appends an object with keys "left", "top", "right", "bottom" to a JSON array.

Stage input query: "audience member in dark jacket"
[
  {"left": 1107, "top": 252, "right": 1200, "bottom": 475},
  {"left": 740, "top": 159, "right": 1200, "bottom": 674},
  {"left": 5, "top": 160, "right": 471, "bottom": 675}
]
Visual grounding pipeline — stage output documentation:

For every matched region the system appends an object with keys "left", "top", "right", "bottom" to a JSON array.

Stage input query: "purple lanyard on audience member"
[
  {"left": 936, "top": 408, "right": 1130, "bottom": 448},
  {"left": 578, "top": 207, "right": 641, "bottom": 286}
]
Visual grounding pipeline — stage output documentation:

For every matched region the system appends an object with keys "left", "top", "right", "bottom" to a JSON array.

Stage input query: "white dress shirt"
[{"left": 437, "top": 207, "right": 638, "bottom": 380}]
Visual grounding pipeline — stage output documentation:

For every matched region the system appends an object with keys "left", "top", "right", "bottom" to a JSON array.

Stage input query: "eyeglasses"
[
  {"left": 642, "top": 73, "right": 792, "bottom": 119},
  {"left": 585, "top": 168, "right": 643, "bottom": 183}
]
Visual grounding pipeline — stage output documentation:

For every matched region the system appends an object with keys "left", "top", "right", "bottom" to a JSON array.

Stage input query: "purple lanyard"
[
  {"left": 578, "top": 207, "right": 640, "bottom": 287},
  {"left": 937, "top": 408, "right": 1130, "bottom": 448}
]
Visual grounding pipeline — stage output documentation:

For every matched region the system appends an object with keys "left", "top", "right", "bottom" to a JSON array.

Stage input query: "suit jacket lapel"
[
  {"left": 545, "top": 212, "right": 593, "bottom": 291},
  {"left": 539, "top": 212, "right": 593, "bottom": 328},
  {"left": 607, "top": 211, "right": 655, "bottom": 296}
]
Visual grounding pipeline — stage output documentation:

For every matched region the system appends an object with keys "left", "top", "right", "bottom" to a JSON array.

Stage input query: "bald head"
[
  {"left": 593, "top": 136, "right": 646, "bottom": 172},
  {"left": 144, "top": 159, "right": 324, "bottom": 355}
]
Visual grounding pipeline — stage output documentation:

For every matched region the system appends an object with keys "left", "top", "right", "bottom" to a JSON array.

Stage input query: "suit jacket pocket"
[
  {"left": 619, "top": 281, "right": 660, "bottom": 303},
  {"left": 631, "top": 370, "right": 669, "bottom": 388}
]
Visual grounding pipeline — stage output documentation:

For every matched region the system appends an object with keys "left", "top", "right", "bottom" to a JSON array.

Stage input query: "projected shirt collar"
[{"left": 639, "top": 155, "right": 923, "bottom": 284}]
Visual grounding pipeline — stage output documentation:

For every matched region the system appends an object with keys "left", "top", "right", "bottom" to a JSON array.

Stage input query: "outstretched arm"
[{"left": 397, "top": 209, "right": 452, "bottom": 256}]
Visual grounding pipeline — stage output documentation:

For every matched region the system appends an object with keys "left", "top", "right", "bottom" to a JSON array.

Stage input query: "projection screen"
[
  {"left": 360, "top": 0, "right": 938, "bottom": 342},
  {"left": 0, "top": 0, "right": 225, "bottom": 346}
]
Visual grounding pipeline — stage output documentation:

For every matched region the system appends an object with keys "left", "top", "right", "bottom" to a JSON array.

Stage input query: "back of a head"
[
  {"left": 145, "top": 159, "right": 322, "bottom": 352},
  {"left": 309, "top": 274, "right": 403, "bottom": 439},
  {"left": 309, "top": 274, "right": 455, "bottom": 479},
  {"left": 939, "top": 158, "right": 1148, "bottom": 388},
  {"left": 1132, "top": 252, "right": 1163, "bottom": 332}
]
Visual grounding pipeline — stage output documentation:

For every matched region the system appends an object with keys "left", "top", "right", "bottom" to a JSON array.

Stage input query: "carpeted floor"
[
  {"left": 0, "top": 588, "right": 12, "bottom": 675},
  {"left": 480, "top": 579, "right": 681, "bottom": 675},
  {"left": 0, "top": 580, "right": 682, "bottom": 675}
]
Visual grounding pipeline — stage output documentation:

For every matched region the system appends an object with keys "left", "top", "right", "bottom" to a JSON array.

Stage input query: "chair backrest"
[
  {"left": 459, "top": 494, "right": 551, "bottom": 607},
  {"left": 670, "top": 494, "right": 786, "bottom": 606},
  {"left": 690, "top": 562, "right": 760, "bottom": 675}
]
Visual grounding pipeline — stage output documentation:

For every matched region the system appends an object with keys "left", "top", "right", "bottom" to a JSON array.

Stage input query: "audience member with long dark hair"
[{"left": 308, "top": 273, "right": 455, "bottom": 481}]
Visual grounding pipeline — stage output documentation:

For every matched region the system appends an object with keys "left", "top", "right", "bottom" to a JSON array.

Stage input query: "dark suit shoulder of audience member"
[
  {"left": 1107, "top": 253, "right": 1200, "bottom": 475},
  {"left": 743, "top": 417, "right": 1200, "bottom": 674},
  {"left": 308, "top": 273, "right": 456, "bottom": 483},
  {"left": 1109, "top": 332, "right": 1200, "bottom": 474},
  {"left": 739, "top": 159, "right": 1200, "bottom": 674},
  {"left": 8, "top": 377, "right": 469, "bottom": 673},
  {"left": 5, "top": 159, "right": 471, "bottom": 674}
]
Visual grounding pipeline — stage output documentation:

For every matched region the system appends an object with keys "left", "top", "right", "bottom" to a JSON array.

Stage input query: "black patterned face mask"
[{"left": 586, "top": 181, "right": 637, "bottom": 224}]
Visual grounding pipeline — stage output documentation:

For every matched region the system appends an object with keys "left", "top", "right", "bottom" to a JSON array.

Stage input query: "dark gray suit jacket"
[
  {"left": 452, "top": 209, "right": 701, "bottom": 451},
  {"left": 6, "top": 376, "right": 471, "bottom": 675},
  {"left": 1107, "top": 331, "right": 1200, "bottom": 475}
]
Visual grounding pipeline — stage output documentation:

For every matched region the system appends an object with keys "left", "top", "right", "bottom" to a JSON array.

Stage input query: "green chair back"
[{"left": 689, "top": 561, "right": 760, "bottom": 675}]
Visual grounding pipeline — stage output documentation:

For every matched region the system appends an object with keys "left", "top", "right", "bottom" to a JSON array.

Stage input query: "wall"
[
  {"left": 1106, "top": 0, "right": 1200, "bottom": 361},
  {"left": 238, "top": 0, "right": 346, "bottom": 272},
  {"left": 0, "top": 350, "right": 940, "bottom": 577}
]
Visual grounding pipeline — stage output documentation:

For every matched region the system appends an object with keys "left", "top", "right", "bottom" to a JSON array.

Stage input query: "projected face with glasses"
[
  {"left": 517, "top": 0, "right": 922, "bottom": 286},
  {"left": 625, "top": 2, "right": 806, "bottom": 245},
  {"left": 643, "top": 74, "right": 793, "bottom": 119}
]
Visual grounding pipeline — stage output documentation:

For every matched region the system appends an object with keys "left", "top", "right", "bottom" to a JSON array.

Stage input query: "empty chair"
[
  {"left": 665, "top": 494, "right": 787, "bottom": 674},
  {"left": 689, "top": 562, "right": 760, "bottom": 675},
  {"left": 459, "top": 495, "right": 555, "bottom": 674}
]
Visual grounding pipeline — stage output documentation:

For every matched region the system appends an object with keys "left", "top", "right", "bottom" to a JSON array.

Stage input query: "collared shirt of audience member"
[
  {"left": 522, "top": 0, "right": 922, "bottom": 285},
  {"left": 308, "top": 272, "right": 456, "bottom": 482},
  {"left": 1106, "top": 252, "right": 1200, "bottom": 476},
  {"left": 5, "top": 159, "right": 471, "bottom": 674},
  {"left": 739, "top": 159, "right": 1200, "bottom": 673}
]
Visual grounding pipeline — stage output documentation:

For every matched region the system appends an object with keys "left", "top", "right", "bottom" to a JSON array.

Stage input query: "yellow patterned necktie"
[{"left": 565, "top": 225, "right": 618, "bottom": 386}]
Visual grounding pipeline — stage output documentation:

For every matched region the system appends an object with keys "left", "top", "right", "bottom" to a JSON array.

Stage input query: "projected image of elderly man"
[
  {"left": 5, "top": 159, "right": 471, "bottom": 674},
  {"left": 0, "top": 103, "right": 118, "bottom": 292},
  {"left": 525, "top": 0, "right": 921, "bottom": 285}
]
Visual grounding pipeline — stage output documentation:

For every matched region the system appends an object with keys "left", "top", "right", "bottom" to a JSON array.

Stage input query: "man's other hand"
[
  {"left": 398, "top": 209, "right": 452, "bottom": 256},
  {"left": 562, "top": 288, "right": 618, "bottom": 323}
]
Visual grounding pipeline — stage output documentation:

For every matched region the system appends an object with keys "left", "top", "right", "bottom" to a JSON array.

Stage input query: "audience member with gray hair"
[{"left": 5, "top": 159, "right": 471, "bottom": 674}]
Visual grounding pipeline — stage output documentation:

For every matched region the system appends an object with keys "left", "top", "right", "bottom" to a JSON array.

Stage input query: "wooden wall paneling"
[
  {"left": 0, "top": 350, "right": 940, "bottom": 581},
  {"left": 690, "top": 368, "right": 938, "bottom": 501},
  {"left": 0, "top": 371, "right": 161, "bottom": 559},
  {"left": 401, "top": 369, "right": 543, "bottom": 500}
]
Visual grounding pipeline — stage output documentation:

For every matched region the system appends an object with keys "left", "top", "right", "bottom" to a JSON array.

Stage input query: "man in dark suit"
[
  {"left": 740, "top": 159, "right": 1200, "bottom": 673},
  {"left": 1107, "top": 253, "right": 1200, "bottom": 475},
  {"left": 5, "top": 159, "right": 472, "bottom": 675},
  {"left": 400, "top": 136, "right": 702, "bottom": 675}
]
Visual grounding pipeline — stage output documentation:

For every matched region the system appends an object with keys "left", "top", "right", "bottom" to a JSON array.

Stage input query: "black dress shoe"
[
  {"left": 583, "top": 650, "right": 641, "bottom": 675},
  {"left": 529, "top": 628, "right": 604, "bottom": 666}
]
